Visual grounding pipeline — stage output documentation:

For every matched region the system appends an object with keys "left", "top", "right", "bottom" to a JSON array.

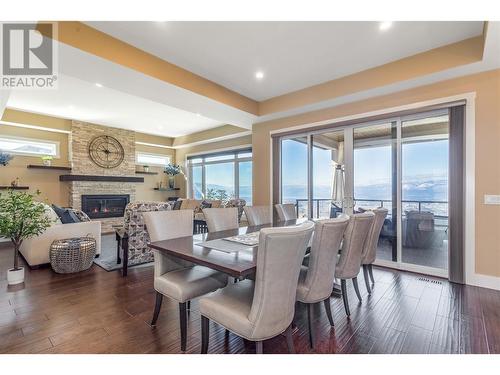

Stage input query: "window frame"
[
  {"left": 187, "top": 148, "right": 252, "bottom": 202},
  {"left": 135, "top": 151, "right": 171, "bottom": 167},
  {"left": 0, "top": 134, "right": 60, "bottom": 158}
]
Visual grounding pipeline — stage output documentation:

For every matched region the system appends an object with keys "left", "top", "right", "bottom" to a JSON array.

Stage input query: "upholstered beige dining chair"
[
  {"left": 143, "top": 210, "right": 228, "bottom": 351},
  {"left": 202, "top": 207, "right": 239, "bottom": 232},
  {"left": 243, "top": 206, "right": 272, "bottom": 226},
  {"left": 335, "top": 212, "right": 374, "bottom": 317},
  {"left": 275, "top": 203, "right": 297, "bottom": 221},
  {"left": 361, "top": 208, "right": 388, "bottom": 294},
  {"left": 199, "top": 221, "right": 315, "bottom": 354},
  {"left": 296, "top": 216, "right": 350, "bottom": 348}
]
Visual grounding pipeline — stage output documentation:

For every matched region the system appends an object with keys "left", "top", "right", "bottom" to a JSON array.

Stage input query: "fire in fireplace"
[{"left": 81, "top": 194, "right": 130, "bottom": 219}]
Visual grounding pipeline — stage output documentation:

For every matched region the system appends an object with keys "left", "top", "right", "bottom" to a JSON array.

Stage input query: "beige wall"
[
  {"left": 252, "top": 68, "right": 500, "bottom": 278},
  {"left": 134, "top": 143, "right": 178, "bottom": 201},
  {"left": 0, "top": 109, "right": 71, "bottom": 206},
  {"left": 175, "top": 135, "right": 253, "bottom": 198},
  {"left": 0, "top": 109, "right": 177, "bottom": 205}
]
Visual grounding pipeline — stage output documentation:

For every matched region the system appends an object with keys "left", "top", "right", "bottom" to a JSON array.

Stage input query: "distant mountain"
[{"left": 282, "top": 178, "right": 448, "bottom": 202}]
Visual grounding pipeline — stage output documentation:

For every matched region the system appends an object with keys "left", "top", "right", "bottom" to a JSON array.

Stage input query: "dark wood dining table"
[{"left": 148, "top": 219, "right": 305, "bottom": 278}]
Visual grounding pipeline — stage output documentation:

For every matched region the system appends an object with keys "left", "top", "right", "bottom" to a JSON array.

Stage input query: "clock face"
[{"left": 88, "top": 135, "right": 124, "bottom": 169}]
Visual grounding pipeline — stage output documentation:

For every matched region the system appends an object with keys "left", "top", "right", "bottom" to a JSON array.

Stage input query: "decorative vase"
[
  {"left": 144, "top": 166, "right": 149, "bottom": 173},
  {"left": 43, "top": 159, "right": 51, "bottom": 166},
  {"left": 168, "top": 176, "right": 175, "bottom": 189},
  {"left": 7, "top": 267, "right": 24, "bottom": 285}
]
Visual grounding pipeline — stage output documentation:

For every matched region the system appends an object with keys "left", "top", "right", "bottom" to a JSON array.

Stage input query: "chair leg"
[
  {"left": 187, "top": 300, "right": 191, "bottom": 310},
  {"left": 363, "top": 265, "right": 372, "bottom": 295},
  {"left": 179, "top": 302, "right": 187, "bottom": 351},
  {"left": 284, "top": 325, "right": 295, "bottom": 354},
  {"left": 307, "top": 303, "right": 316, "bottom": 348},
  {"left": 353, "top": 277, "right": 362, "bottom": 302},
  {"left": 255, "top": 341, "right": 263, "bottom": 354},
  {"left": 201, "top": 315, "right": 209, "bottom": 354},
  {"left": 368, "top": 264, "right": 375, "bottom": 284},
  {"left": 340, "top": 279, "right": 350, "bottom": 317},
  {"left": 323, "top": 297, "right": 334, "bottom": 326},
  {"left": 150, "top": 292, "right": 163, "bottom": 327}
]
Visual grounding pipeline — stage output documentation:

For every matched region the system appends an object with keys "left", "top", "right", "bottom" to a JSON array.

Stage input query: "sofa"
[{"left": 20, "top": 204, "right": 101, "bottom": 268}]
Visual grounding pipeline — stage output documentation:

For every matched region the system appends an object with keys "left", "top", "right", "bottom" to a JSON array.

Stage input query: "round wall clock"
[{"left": 88, "top": 135, "right": 125, "bottom": 169}]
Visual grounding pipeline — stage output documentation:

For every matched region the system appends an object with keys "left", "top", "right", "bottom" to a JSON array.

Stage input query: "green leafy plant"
[
  {"left": 0, "top": 190, "right": 52, "bottom": 271},
  {"left": 41, "top": 155, "right": 53, "bottom": 161}
]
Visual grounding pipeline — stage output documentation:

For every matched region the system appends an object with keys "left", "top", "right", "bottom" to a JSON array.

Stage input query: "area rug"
[{"left": 93, "top": 234, "right": 153, "bottom": 271}]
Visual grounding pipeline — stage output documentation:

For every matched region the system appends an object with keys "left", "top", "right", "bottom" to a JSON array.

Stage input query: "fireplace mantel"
[{"left": 59, "top": 175, "right": 144, "bottom": 183}]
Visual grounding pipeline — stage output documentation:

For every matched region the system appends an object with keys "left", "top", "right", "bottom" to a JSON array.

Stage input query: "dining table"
[{"left": 148, "top": 218, "right": 306, "bottom": 278}]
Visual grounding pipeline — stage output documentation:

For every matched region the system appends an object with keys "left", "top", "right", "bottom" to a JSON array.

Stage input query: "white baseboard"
[{"left": 467, "top": 273, "right": 500, "bottom": 291}]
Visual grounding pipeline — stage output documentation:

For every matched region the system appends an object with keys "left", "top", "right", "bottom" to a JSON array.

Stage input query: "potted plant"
[
  {"left": 143, "top": 165, "right": 150, "bottom": 173},
  {"left": 164, "top": 163, "right": 182, "bottom": 189},
  {"left": 0, "top": 190, "right": 52, "bottom": 285},
  {"left": 0, "top": 151, "right": 13, "bottom": 166},
  {"left": 41, "top": 155, "right": 53, "bottom": 166}
]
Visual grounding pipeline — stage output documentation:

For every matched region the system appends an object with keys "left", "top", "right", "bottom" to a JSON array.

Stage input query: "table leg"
[
  {"left": 116, "top": 236, "right": 121, "bottom": 264},
  {"left": 122, "top": 235, "right": 128, "bottom": 277}
]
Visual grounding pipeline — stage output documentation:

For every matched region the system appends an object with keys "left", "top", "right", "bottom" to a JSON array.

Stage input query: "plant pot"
[
  {"left": 43, "top": 159, "right": 51, "bottom": 166},
  {"left": 7, "top": 267, "right": 24, "bottom": 285},
  {"left": 168, "top": 176, "right": 175, "bottom": 189},
  {"left": 144, "top": 166, "right": 149, "bottom": 172}
]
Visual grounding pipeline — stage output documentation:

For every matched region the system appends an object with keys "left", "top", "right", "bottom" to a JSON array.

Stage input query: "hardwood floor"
[{"left": 0, "top": 243, "right": 498, "bottom": 354}]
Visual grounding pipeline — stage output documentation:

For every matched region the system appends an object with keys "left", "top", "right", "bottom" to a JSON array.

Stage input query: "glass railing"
[{"left": 292, "top": 198, "right": 448, "bottom": 220}]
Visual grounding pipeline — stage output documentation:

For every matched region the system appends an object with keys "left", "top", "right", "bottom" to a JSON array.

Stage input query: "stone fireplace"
[{"left": 67, "top": 121, "right": 139, "bottom": 232}]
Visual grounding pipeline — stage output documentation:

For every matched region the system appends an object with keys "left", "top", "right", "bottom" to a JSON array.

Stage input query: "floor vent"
[{"left": 417, "top": 277, "right": 443, "bottom": 285}]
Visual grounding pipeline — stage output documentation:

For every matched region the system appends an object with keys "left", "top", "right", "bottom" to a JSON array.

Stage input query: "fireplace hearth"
[{"left": 81, "top": 194, "right": 130, "bottom": 219}]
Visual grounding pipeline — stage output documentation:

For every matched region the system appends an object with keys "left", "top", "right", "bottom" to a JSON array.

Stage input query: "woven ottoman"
[{"left": 50, "top": 237, "right": 96, "bottom": 274}]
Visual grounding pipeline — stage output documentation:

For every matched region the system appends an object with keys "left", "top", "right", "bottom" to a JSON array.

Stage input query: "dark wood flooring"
[{"left": 0, "top": 243, "right": 499, "bottom": 354}]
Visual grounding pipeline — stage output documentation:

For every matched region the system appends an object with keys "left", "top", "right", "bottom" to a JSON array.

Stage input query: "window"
[
  {"left": 187, "top": 148, "right": 252, "bottom": 204},
  {"left": 0, "top": 135, "right": 59, "bottom": 157},
  {"left": 136, "top": 152, "right": 170, "bottom": 166}
]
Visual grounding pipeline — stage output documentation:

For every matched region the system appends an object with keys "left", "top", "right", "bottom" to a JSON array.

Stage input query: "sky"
[{"left": 281, "top": 137, "right": 449, "bottom": 191}]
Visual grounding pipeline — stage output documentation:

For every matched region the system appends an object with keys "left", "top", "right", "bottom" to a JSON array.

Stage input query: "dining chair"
[
  {"left": 143, "top": 210, "right": 228, "bottom": 351},
  {"left": 296, "top": 216, "right": 349, "bottom": 348},
  {"left": 203, "top": 207, "right": 239, "bottom": 232},
  {"left": 335, "top": 212, "right": 374, "bottom": 317},
  {"left": 275, "top": 203, "right": 297, "bottom": 221},
  {"left": 243, "top": 206, "right": 272, "bottom": 226},
  {"left": 361, "top": 208, "right": 388, "bottom": 294},
  {"left": 199, "top": 221, "right": 315, "bottom": 354}
]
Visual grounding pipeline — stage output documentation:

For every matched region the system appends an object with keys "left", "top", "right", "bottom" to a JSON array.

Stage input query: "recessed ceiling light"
[
  {"left": 379, "top": 22, "right": 393, "bottom": 31},
  {"left": 95, "top": 83, "right": 103, "bottom": 88},
  {"left": 255, "top": 71, "right": 264, "bottom": 80}
]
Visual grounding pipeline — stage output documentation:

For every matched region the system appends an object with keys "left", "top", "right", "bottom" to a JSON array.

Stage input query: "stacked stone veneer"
[{"left": 68, "top": 121, "right": 138, "bottom": 233}]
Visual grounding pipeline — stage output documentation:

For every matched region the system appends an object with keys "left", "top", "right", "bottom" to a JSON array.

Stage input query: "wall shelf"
[
  {"left": 135, "top": 171, "right": 158, "bottom": 175},
  {"left": 0, "top": 186, "right": 30, "bottom": 190},
  {"left": 27, "top": 165, "right": 72, "bottom": 171},
  {"left": 154, "top": 187, "right": 180, "bottom": 191}
]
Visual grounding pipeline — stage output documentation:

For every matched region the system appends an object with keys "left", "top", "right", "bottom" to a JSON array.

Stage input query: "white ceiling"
[
  {"left": 87, "top": 21, "right": 484, "bottom": 100},
  {"left": 7, "top": 73, "right": 222, "bottom": 138},
  {"left": 6, "top": 41, "right": 257, "bottom": 137}
]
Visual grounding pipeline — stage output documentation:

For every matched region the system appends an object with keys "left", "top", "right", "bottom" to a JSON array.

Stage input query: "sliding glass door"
[{"left": 276, "top": 108, "right": 454, "bottom": 278}]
